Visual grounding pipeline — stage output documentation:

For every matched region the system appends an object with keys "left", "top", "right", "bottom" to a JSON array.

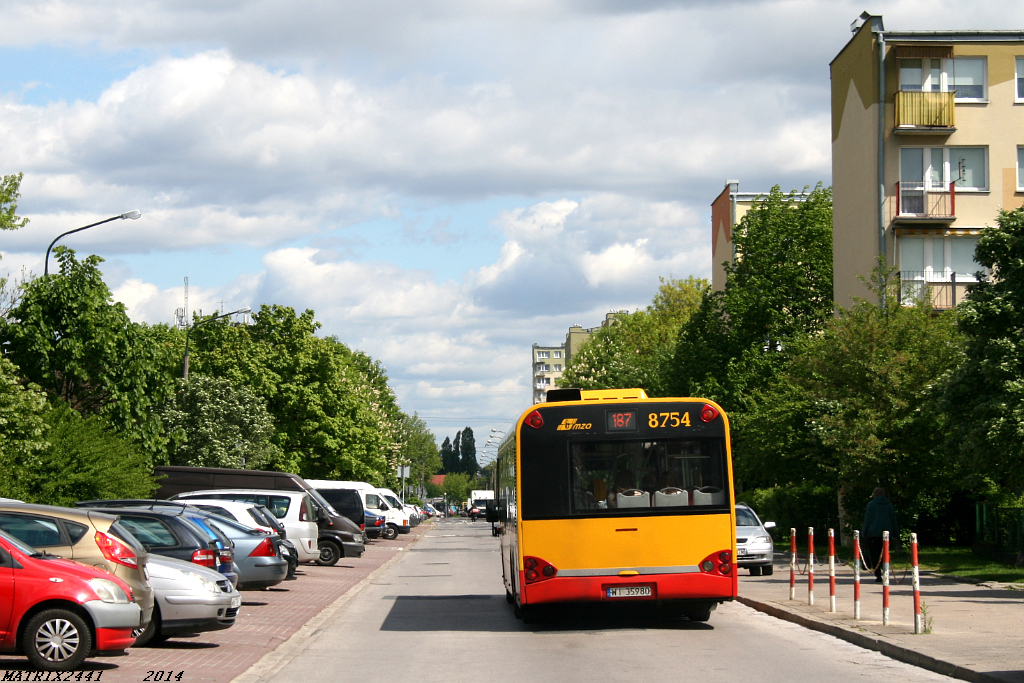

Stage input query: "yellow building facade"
[{"left": 832, "top": 13, "right": 1024, "bottom": 308}]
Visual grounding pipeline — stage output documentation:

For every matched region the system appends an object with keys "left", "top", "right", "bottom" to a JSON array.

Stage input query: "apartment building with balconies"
[
  {"left": 831, "top": 13, "right": 1023, "bottom": 309},
  {"left": 531, "top": 343, "right": 566, "bottom": 404}
]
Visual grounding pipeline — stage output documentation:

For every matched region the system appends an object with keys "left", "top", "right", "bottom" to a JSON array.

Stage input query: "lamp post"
[
  {"left": 44, "top": 210, "right": 142, "bottom": 277},
  {"left": 183, "top": 307, "right": 252, "bottom": 379}
]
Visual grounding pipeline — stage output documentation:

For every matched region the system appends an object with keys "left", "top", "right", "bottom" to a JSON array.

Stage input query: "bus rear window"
[{"left": 570, "top": 439, "right": 727, "bottom": 514}]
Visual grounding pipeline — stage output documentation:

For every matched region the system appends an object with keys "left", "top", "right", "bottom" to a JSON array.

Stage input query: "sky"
[{"left": 2, "top": 0, "right": 1022, "bottom": 449}]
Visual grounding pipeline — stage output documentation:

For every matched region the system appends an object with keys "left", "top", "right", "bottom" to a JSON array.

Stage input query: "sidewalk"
[{"left": 738, "top": 553, "right": 1024, "bottom": 683}]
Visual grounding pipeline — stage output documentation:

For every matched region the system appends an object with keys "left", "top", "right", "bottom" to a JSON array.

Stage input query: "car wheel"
[
  {"left": 383, "top": 525, "right": 399, "bottom": 540},
  {"left": 132, "top": 606, "right": 161, "bottom": 647},
  {"left": 316, "top": 540, "right": 342, "bottom": 566},
  {"left": 23, "top": 608, "right": 92, "bottom": 671},
  {"left": 762, "top": 564, "right": 774, "bottom": 576},
  {"left": 749, "top": 566, "right": 762, "bottom": 576}
]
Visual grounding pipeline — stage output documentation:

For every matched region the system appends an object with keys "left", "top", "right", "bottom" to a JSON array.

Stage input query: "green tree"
[
  {"left": 941, "top": 207, "right": 1024, "bottom": 489},
  {"left": 561, "top": 277, "right": 708, "bottom": 395},
  {"left": 741, "top": 266, "right": 964, "bottom": 530},
  {"left": 10, "top": 404, "right": 156, "bottom": 506},
  {"left": 399, "top": 413, "right": 441, "bottom": 494},
  {"left": 186, "top": 304, "right": 402, "bottom": 484},
  {"left": 672, "top": 184, "right": 833, "bottom": 409},
  {"left": 439, "top": 436, "right": 456, "bottom": 473},
  {"left": 0, "top": 172, "right": 28, "bottom": 231},
  {"left": 160, "top": 375, "right": 283, "bottom": 469},
  {"left": 440, "top": 472, "right": 471, "bottom": 506},
  {"left": 0, "top": 248, "right": 178, "bottom": 455},
  {"left": 459, "top": 427, "right": 478, "bottom": 476},
  {"left": 0, "top": 357, "right": 50, "bottom": 498}
]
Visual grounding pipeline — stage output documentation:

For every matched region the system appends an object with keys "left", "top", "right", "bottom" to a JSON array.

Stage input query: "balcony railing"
[
  {"left": 898, "top": 271, "right": 972, "bottom": 309},
  {"left": 894, "top": 91, "right": 955, "bottom": 130},
  {"left": 895, "top": 181, "right": 955, "bottom": 220}
]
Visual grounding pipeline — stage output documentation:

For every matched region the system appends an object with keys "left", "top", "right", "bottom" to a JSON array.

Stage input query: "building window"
[
  {"left": 897, "top": 57, "right": 986, "bottom": 101},
  {"left": 553, "top": 351, "right": 561, "bottom": 358},
  {"left": 900, "top": 146, "right": 986, "bottom": 192},
  {"left": 1018, "top": 58, "right": 1024, "bottom": 102},
  {"left": 1018, "top": 147, "right": 1024, "bottom": 191},
  {"left": 554, "top": 364, "right": 562, "bottom": 371},
  {"left": 536, "top": 351, "right": 549, "bottom": 359},
  {"left": 536, "top": 364, "right": 550, "bottom": 372},
  {"left": 900, "top": 235, "right": 981, "bottom": 281}
]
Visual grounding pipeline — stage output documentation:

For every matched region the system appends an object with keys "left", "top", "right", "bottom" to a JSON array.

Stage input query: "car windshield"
[
  {"left": 736, "top": 507, "right": 761, "bottom": 527},
  {"left": 306, "top": 488, "right": 340, "bottom": 517}
]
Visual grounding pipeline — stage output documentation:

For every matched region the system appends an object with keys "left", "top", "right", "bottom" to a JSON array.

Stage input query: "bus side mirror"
[{"left": 485, "top": 501, "right": 498, "bottom": 523}]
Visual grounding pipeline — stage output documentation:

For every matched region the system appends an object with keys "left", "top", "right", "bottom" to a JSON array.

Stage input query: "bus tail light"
[
  {"left": 523, "top": 556, "right": 557, "bottom": 583},
  {"left": 699, "top": 550, "right": 733, "bottom": 577},
  {"left": 524, "top": 410, "right": 544, "bottom": 429},
  {"left": 700, "top": 404, "right": 720, "bottom": 423}
]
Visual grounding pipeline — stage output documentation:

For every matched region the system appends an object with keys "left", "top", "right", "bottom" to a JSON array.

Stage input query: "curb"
[
  {"left": 736, "top": 596, "right": 999, "bottom": 683},
  {"left": 232, "top": 527, "right": 428, "bottom": 683}
]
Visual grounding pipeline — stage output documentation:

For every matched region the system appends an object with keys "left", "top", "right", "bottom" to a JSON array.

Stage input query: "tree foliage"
[
  {"left": 186, "top": 304, "right": 402, "bottom": 485},
  {"left": 740, "top": 266, "right": 964, "bottom": 529},
  {"left": 0, "top": 248, "right": 178, "bottom": 455},
  {"left": 439, "top": 436, "right": 456, "bottom": 473},
  {"left": 0, "top": 172, "right": 28, "bottom": 231},
  {"left": 440, "top": 472, "right": 471, "bottom": 505},
  {"left": 459, "top": 427, "right": 477, "bottom": 476},
  {"left": 941, "top": 207, "right": 1024, "bottom": 489},
  {"left": 672, "top": 184, "right": 833, "bottom": 409},
  {"left": 161, "top": 375, "right": 282, "bottom": 469},
  {"left": 0, "top": 356, "right": 50, "bottom": 487},
  {"left": 398, "top": 413, "right": 441, "bottom": 493},
  {"left": 5, "top": 404, "right": 156, "bottom": 505},
  {"left": 560, "top": 276, "right": 707, "bottom": 395}
]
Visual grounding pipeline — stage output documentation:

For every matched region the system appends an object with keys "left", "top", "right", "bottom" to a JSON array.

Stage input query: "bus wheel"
[{"left": 684, "top": 604, "right": 713, "bottom": 622}]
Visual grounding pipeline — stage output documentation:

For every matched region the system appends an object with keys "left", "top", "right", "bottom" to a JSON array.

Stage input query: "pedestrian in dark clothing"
[{"left": 863, "top": 487, "right": 899, "bottom": 582}]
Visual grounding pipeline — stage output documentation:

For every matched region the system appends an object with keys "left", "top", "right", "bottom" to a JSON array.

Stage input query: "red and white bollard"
[
  {"left": 882, "top": 530, "right": 891, "bottom": 625},
  {"left": 789, "top": 528, "right": 797, "bottom": 600},
  {"left": 912, "top": 532, "right": 922, "bottom": 634},
  {"left": 828, "top": 528, "right": 836, "bottom": 612},
  {"left": 807, "top": 527, "right": 815, "bottom": 606},
  {"left": 853, "top": 530, "right": 862, "bottom": 620}
]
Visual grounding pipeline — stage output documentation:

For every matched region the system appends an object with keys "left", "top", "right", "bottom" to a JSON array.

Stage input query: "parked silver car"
[
  {"left": 735, "top": 503, "right": 776, "bottom": 575},
  {"left": 133, "top": 554, "right": 240, "bottom": 646},
  {"left": 202, "top": 514, "right": 288, "bottom": 590}
]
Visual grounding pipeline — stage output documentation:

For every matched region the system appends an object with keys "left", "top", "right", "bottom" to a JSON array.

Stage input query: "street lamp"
[
  {"left": 44, "top": 210, "right": 142, "bottom": 277},
  {"left": 182, "top": 307, "right": 252, "bottom": 379}
]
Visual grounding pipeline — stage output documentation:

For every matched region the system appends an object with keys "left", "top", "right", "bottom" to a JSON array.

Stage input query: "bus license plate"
[{"left": 606, "top": 586, "right": 652, "bottom": 598}]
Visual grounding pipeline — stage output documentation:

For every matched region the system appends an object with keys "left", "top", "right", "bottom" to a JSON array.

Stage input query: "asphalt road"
[{"left": 253, "top": 518, "right": 954, "bottom": 683}]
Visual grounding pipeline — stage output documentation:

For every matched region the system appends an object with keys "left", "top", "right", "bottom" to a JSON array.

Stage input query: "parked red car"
[{"left": 0, "top": 528, "right": 142, "bottom": 670}]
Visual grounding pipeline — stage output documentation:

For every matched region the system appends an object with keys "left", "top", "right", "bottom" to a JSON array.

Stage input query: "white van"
[
  {"left": 377, "top": 488, "right": 420, "bottom": 528},
  {"left": 172, "top": 489, "right": 320, "bottom": 563},
  {"left": 316, "top": 481, "right": 409, "bottom": 540}
]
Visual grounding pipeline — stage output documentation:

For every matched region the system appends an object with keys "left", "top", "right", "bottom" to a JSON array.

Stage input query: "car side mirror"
[
  {"left": 764, "top": 521, "right": 776, "bottom": 529},
  {"left": 379, "top": 502, "right": 390, "bottom": 511}
]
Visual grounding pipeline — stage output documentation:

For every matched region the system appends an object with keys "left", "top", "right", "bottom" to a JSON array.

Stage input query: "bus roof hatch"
[{"left": 579, "top": 388, "right": 649, "bottom": 401}]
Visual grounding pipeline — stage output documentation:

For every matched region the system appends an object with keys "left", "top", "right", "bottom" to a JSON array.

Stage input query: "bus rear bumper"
[{"left": 522, "top": 572, "right": 736, "bottom": 605}]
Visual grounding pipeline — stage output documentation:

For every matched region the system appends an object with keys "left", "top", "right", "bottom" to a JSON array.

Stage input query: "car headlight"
[
  {"left": 182, "top": 569, "right": 223, "bottom": 595},
  {"left": 753, "top": 535, "right": 772, "bottom": 544},
  {"left": 88, "top": 578, "right": 131, "bottom": 604}
]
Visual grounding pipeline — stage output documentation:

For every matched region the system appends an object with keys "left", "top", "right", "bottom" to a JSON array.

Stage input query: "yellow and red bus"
[{"left": 490, "top": 388, "right": 737, "bottom": 621}]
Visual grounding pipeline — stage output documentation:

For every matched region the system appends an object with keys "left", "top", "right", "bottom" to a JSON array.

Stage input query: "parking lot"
[{"left": 0, "top": 524, "right": 430, "bottom": 682}]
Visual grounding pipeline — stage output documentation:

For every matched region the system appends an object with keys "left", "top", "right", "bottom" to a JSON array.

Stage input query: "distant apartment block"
[
  {"left": 532, "top": 312, "right": 628, "bottom": 403},
  {"left": 531, "top": 343, "right": 565, "bottom": 404},
  {"left": 831, "top": 13, "right": 1023, "bottom": 309}
]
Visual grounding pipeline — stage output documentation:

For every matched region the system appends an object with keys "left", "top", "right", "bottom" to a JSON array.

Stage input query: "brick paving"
[{"left": 0, "top": 523, "right": 431, "bottom": 682}]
